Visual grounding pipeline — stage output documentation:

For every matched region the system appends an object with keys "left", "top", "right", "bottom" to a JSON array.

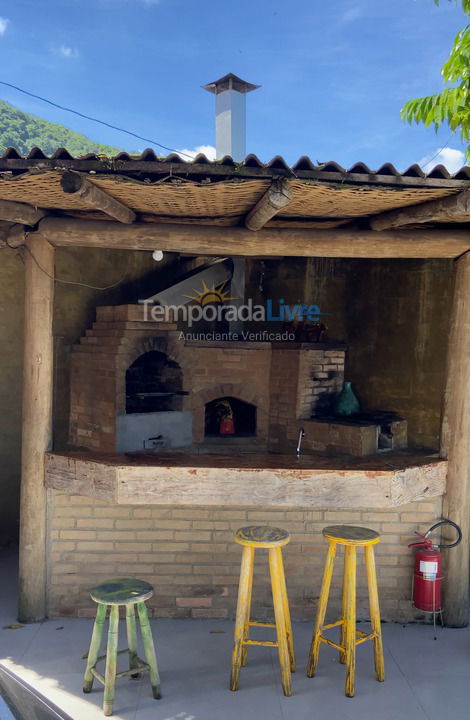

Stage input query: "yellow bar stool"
[
  {"left": 230, "top": 525, "right": 295, "bottom": 697},
  {"left": 306, "top": 525, "right": 385, "bottom": 697}
]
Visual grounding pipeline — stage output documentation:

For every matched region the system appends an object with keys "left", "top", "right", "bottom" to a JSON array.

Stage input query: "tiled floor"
[{"left": 1, "top": 548, "right": 469, "bottom": 720}]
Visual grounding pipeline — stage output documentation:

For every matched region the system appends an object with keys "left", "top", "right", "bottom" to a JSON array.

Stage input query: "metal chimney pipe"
[{"left": 202, "top": 73, "right": 260, "bottom": 161}]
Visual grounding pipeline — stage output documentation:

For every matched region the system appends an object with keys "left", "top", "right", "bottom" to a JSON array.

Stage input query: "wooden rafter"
[
  {"left": 36, "top": 217, "right": 470, "bottom": 259},
  {"left": 60, "top": 172, "right": 136, "bottom": 224},
  {"left": 370, "top": 188, "right": 470, "bottom": 230},
  {"left": 245, "top": 179, "right": 293, "bottom": 230},
  {"left": 0, "top": 198, "right": 46, "bottom": 225}
]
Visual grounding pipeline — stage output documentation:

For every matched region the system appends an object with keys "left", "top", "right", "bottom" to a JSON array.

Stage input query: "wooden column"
[
  {"left": 18, "top": 236, "right": 54, "bottom": 622},
  {"left": 441, "top": 250, "right": 470, "bottom": 627}
]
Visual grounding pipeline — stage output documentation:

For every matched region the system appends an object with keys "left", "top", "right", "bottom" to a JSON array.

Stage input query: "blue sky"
[{"left": 0, "top": 0, "right": 467, "bottom": 171}]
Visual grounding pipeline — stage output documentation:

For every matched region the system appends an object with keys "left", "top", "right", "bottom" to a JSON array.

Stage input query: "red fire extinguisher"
[{"left": 409, "top": 519, "right": 462, "bottom": 615}]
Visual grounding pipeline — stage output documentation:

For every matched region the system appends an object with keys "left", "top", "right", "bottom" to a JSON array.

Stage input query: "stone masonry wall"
[{"left": 47, "top": 491, "right": 443, "bottom": 624}]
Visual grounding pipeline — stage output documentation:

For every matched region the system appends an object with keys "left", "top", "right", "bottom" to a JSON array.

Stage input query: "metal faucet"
[{"left": 296, "top": 427, "right": 305, "bottom": 457}]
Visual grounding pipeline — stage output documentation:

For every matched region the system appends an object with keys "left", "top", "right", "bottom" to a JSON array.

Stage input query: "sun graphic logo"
[{"left": 183, "top": 280, "right": 237, "bottom": 306}]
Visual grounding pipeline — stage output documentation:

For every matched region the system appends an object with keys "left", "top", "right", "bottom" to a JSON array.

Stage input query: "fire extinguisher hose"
[{"left": 424, "top": 519, "right": 462, "bottom": 549}]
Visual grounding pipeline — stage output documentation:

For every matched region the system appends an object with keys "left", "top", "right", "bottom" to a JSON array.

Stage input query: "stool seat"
[
  {"left": 90, "top": 578, "right": 154, "bottom": 605},
  {"left": 322, "top": 525, "right": 380, "bottom": 546},
  {"left": 235, "top": 525, "right": 291, "bottom": 548}
]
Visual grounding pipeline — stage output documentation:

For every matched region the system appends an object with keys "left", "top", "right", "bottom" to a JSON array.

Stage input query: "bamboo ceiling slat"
[
  {"left": 0, "top": 170, "right": 460, "bottom": 221},
  {"left": 0, "top": 172, "right": 89, "bottom": 210},
  {"left": 92, "top": 177, "right": 271, "bottom": 216},
  {"left": 283, "top": 179, "right": 458, "bottom": 217}
]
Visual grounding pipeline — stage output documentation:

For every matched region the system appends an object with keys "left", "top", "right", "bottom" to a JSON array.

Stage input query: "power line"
[
  {"left": 420, "top": 133, "right": 455, "bottom": 169},
  {"left": 0, "top": 80, "right": 194, "bottom": 159}
]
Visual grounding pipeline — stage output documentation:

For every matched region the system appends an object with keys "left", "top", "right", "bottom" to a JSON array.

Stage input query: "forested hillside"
[{"left": 0, "top": 99, "right": 120, "bottom": 156}]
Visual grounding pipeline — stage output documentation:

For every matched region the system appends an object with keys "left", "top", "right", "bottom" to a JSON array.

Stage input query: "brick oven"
[
  {"left": 69, "top": 304, "right": 272, "bottom": 452},
  {"left": 69, "top": 304, "right": 407, "bottom": 456}
]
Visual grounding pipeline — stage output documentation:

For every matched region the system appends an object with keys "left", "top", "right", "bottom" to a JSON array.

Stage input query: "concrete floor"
[{"left": 1, "top": 548, "right": 470, "bottom": 720}]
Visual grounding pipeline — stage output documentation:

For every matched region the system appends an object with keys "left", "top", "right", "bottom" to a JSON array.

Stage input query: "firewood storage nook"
[{"left": 2, "top": 149, "right": 468, "bottom": 627}]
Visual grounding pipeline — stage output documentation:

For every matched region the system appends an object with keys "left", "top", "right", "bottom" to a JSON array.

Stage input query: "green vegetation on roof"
[{"left": 0, "top": 99, "right": 121, "bottom": 157}]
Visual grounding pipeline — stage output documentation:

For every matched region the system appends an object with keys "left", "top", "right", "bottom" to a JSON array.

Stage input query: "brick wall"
[
  {"left": 269, "top": 347, "right": 345, "bottom": 450},
  {"left": 47, "top": 491, "right": 443, "bottom": 623}
]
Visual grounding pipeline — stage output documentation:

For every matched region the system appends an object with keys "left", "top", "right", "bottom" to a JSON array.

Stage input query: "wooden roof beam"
[
  {"left": 35, "top": 217, "right": 470, "bottom": 259},
  {"left": 0, "top": 222, "right": 26, "bottom": 249},
  {"left": 370, "top": 188, "right": 470, "bottom": 231},
  {"left": 5, "top": 224, "right": 27, "bottom": 248},
  {"left": 60, "top": 172, "right": 136, "bottom": 224},
  {"left": 245, "top": 179, "right": 293, "bottom": 230},
  {"left": 0, "top": 199, "right": 46, "bottom": 225}
]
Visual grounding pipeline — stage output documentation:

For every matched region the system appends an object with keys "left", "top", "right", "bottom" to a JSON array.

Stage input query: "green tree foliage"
[
  {"left": 0, "top": 99, "right": 120, "bottom": 156},
  {"left": 401, "top": 0, "right": 470, "bottom": 162}
]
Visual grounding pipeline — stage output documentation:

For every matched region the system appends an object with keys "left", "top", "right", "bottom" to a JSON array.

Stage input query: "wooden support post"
[
  {"left": 60, "top": 172, "right": 136, "bottom": 224},
  {"left": 18, "top": 236, "right": 54, "bottom": 622},
  {"left": 441, "top": 250, "right": 470, "bottom": 627},
  {"left": 245, "top": 179, "right": 293, "bottom": 230}
]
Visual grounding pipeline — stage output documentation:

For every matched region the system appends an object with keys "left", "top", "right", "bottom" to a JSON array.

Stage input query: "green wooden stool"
[{"left": 83, "top": 578, "right": 161, "bottom": 716}]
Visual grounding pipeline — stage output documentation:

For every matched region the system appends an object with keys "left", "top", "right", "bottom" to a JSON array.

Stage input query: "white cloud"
[
  {"left": 54, "top": 45, "right": 79, "bottom": 59},
  {"left": 177, "top": 144, "right": 216, "bottom": 161},
  {"left": 419, "top": 147, "right": 466, "bottom": 174},
  {"left": 339, "top": 7, "right": 362, "bottom": 24},
  {"left": 0, "top": 17, "right": 9, "bottom": 35}
]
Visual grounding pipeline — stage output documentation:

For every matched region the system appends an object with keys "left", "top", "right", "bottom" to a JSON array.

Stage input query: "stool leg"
[
  {"left": 83, "top": 603, "right": 107, "bottom": 693},
  {"left": 344, "top": 545, "right": 356, "bottom": 698},
  {"left": 339, "top": 547, "right": 350, "bottom": 664},
  {"left": 269, "top": 547, "right": 292, "bottom": 697},
  {"left": 241, "top": 546, "right": 254, "bottom": 668},
  {"left": 137, "top": 601, "right": 161, "bottom": 700},
  {"left": 277, "top": 547, "right": 296, "bottom": 672},
  {"left": 125, "top": 604, "right": 140, "bottom": 679},
  {"left": 365, "top": 545, "right": 385, "bottom": 682},
  {"left": 307, "top": 541, "right": 337, "bottom": 678},
  {"left": 103, "top": 604, "right": 119, "bottom": 716},
  {"left": 230, "top": 545, "right": 254, "bottom": 690}
]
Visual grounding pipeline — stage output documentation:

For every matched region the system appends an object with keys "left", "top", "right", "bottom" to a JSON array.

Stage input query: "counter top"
[{"left": 45, "top": 449, "right": 447, "bottom": 509}]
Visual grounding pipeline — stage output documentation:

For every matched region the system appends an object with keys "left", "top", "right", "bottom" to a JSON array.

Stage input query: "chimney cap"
[{"left": 202, "top": 72, "right": 261, "bottom": 95}]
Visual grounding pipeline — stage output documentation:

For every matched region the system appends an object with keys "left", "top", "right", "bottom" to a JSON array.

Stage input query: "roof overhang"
[{"left": 1, "top": 150, "right": 469, "bottom": 258}]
